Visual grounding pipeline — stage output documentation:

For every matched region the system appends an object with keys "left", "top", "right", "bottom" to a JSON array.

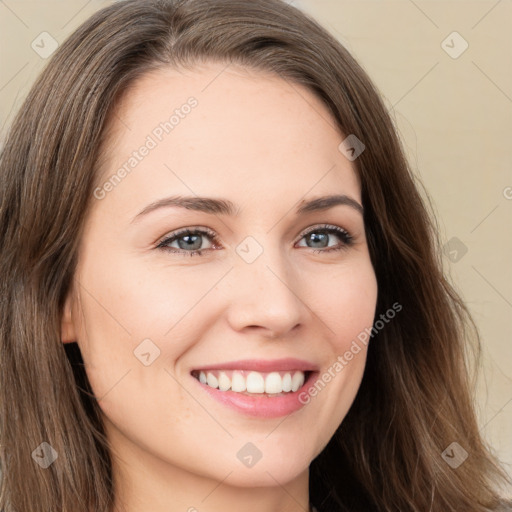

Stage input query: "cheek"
[
  {"left": 71, "top": 256, "right": 231, "bottom": 415},
  {"left": 297, "top": 259, "right": 377, "bottom": 434},
  {"left": 308, "top": 259, "right": 378, "bottom": 347},
  {"left": 74, "top": 251, "right": 226, "bottom": 352},
  {"left": 87, "top": 253, "right": 233, "bottom": 335}
]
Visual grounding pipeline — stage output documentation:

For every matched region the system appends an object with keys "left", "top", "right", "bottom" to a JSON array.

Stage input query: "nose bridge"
[{"left": 225, "top": 234, "right": 306, "bottom": 335}]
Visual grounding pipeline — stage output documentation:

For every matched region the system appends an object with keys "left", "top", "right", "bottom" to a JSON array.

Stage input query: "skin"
[{"left": 61, "top": 62, "right": 378, "bottom": 512}]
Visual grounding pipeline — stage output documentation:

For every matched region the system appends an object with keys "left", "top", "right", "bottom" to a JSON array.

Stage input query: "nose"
[{"left": 224, "top": 245, "right": 308, "bottom": 339}]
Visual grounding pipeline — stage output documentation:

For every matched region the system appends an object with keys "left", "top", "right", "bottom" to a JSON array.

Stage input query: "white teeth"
[
  {"left": 206, "top": 372, "right": 218, "bottom": 388},
  {"left": 291, "top": 371, "right": 305, "bottom": 392},
  {"left": 196, "top": 369, "right": 307, "bottom": 395},
  {"left": 231, "top": 371, "right": 246, "bottom": 392},
  {"left": 246, "top": 372, "right": 265, "bottom": 393},
  {"left": 264, "top": 372, "right": 282, "bottom": 394},
  {"left": 282, "top": 373, "right": 292, "bottom": 392},
  {"left": 218, "top": 371, "right": 231, "bottom": 391}
]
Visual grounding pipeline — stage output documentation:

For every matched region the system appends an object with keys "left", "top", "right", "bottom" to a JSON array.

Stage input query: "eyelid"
[
  {"left": 156, "top": 225, "right": 218, "bottom": 246},
  {"left": 295, "top": 223, "right": 351, "bottom": 241},
  {"left": 157, "top": 223, "right": 352, "bottom": 245},
  {"left": 155, "top": 223, "right": 354, "bottom": 257}
]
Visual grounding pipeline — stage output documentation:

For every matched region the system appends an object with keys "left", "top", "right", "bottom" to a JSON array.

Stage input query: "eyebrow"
[{"left": 131, "top": 193, "right": 364, "bottom": 223}]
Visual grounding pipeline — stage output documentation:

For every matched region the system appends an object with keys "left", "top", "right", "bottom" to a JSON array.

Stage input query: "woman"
[{"left": 0, "top": 0, "right": 510, "bottom": 511}]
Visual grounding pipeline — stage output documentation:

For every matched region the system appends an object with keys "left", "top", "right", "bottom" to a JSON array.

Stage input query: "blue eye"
[
  {"left": 297, "top": 225, "right": 354, "bottom": 253},
  {"left": 156, "top": 227, "right": 219, "bottom": 257},
  {"left": 156, "top": 224, "right": 354, "bottom": 257}
]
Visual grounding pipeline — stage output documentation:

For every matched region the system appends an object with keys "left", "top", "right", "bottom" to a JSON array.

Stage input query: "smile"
[
  {"left": 190, "top": 368, "right": 319, "bottom": 418},
  {"left": 191, "top": 369, "right": 310, "bottom": 395}
]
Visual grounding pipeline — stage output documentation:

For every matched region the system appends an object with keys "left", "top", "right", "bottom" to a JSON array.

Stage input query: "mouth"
[
  {"left": 190, "top": 368, "right": 315, "bottom": 397},
  {"left": 189, "top": 360, "right": 320, "bottom": 418}
]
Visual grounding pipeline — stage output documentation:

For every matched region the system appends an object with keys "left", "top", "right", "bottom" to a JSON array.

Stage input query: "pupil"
[
  {"left": 309, "top": 232, "right": 327, "bottom": 248},
  {"left": 179, "top": 234, "right": 201, "bottom": 250}
]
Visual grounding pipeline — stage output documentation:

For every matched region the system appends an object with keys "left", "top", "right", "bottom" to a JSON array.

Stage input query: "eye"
[
  {"left": 156, "top": 227, "right": 219, "bottom": 257},
  {"left": 295, "top": 224, "right": 354, "bottom": 253},
  {"left": 155, "top": 223, "right": 354, "bottom": 257}
]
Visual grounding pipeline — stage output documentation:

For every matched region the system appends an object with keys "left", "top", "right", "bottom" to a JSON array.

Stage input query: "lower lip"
[{"left": 191, "top": 372, "right": 319, "bottom": 418}]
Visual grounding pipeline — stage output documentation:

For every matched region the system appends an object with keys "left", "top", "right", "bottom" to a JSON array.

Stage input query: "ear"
[{"left": 61, "top": 290, "right": 77, "bottom": 344}]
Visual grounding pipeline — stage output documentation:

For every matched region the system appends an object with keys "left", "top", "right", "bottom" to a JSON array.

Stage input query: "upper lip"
[{"left": 191, "top": 358, "right": 319, "bottom": 373}]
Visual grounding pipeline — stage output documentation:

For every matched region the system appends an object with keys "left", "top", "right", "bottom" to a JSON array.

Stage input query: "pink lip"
[
  {"left": 191, "top": 358, "right": 319, "bottom": 373},
  {"left": 190, "top": 370, "right": 320, "bottom": 419}
]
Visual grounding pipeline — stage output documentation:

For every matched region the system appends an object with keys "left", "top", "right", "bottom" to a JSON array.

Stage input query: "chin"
[{"left": 217, "top": 461, "right": 308, "bottom": 488}]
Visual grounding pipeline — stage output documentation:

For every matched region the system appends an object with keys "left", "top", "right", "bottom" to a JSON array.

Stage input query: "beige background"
[{"left": 1, "top": 0, "right": 510, "bottom": 481}]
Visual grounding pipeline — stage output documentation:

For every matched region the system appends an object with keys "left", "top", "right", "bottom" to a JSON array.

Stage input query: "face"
[{"left": 62, "top": 62, "right": 378, "bottom": 496}]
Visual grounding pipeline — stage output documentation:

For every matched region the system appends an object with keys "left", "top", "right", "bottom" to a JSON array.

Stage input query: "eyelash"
[{"left": 155, "top": 224, "right": 354, "bottom": 257}]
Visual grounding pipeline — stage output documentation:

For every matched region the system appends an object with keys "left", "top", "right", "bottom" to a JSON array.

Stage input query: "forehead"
[{"left": 95, "top": 62, "right": 361, "bottom": 211}]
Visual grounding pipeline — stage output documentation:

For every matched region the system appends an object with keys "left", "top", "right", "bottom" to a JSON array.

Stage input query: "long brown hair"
[{"left": 0, "top": 1, "right": 510, "bottom": 510}]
